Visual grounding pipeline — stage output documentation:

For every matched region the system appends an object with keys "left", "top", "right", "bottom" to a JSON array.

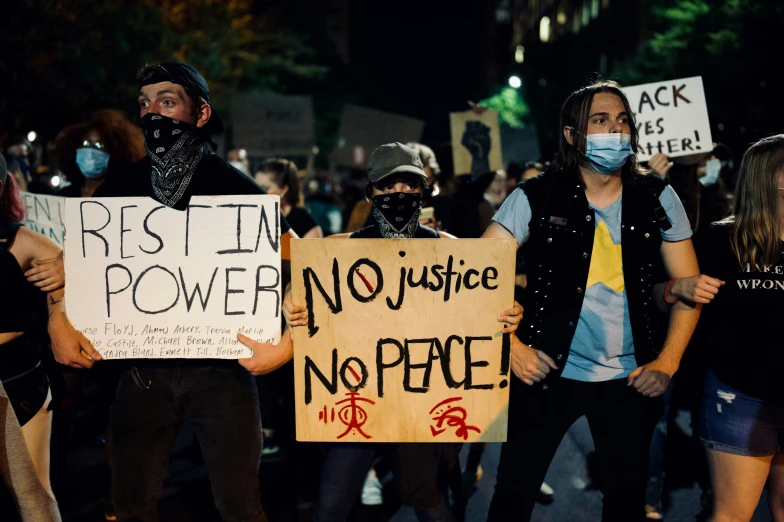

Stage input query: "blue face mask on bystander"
[{"left": 76, "top": 148, "right": 110, "bottom": 178}]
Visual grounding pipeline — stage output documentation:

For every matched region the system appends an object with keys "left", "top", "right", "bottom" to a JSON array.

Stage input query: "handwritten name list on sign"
[
  {"left": 64, "top": 195, "right": 282, "bottom": 359},
  {"left": 21, "top": 192, "right": 66, "bottom": 246},
  {"left": 291, "top": 239, "right": 516, "bottom": 443},
  {"left": 622, "top": 76, "right": 713, "bottom": 162}
]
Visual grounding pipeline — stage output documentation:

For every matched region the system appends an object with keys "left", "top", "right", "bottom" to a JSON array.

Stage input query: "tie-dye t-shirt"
[{"left": 492, "top": 185, "right": 692, "bottom": 382}]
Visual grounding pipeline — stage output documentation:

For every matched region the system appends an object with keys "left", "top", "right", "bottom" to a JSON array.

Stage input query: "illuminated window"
[
  {"left": 539, "top": 16, "right": 551, "bottom": 42},
  {"left": 573, "top": 11, "right": 581, "bottom": 33},
  {"left": 592, "top": 0, "right": 599, "bottom": 18},
  {"left": 602, "top": 0, "right": 610, "bottom": 7},
  {"left": 557, "top": 9, "right": 567, "bottom": 25},
  {"left": 515, "top": 45, "right": 525, "bottom": 63},
  {"left": 582, "top": 1, "right": 590, "bottom": 26}
]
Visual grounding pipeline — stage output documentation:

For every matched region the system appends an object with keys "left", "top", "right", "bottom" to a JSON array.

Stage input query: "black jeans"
[
  {"left": 313, "top": 443, "right": 458, "bottom": 522},
  {"left": 110, "top": 364, "right": 265, "bottom": 522},
  {"left": 488, "top": 376, "right": 661, "bottom": 522}
]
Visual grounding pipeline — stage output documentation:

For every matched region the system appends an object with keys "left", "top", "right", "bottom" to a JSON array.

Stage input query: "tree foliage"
[
  {"left": 0, "top": 0, "right": 326, "bottom": 144},
  {"left": 479, "top": 87, "right": 531, "bottom": 129},
  {"left": 612, "top": 0, "right": 783, "bottom": 149}
]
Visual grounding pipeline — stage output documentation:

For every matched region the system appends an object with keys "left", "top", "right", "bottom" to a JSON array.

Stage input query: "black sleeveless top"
[
  {"left": 0, "top": 218, "right": 49, "bottom": 425},
  {"left": 0, "top": 218, "right": 42, "bottom": 335}
]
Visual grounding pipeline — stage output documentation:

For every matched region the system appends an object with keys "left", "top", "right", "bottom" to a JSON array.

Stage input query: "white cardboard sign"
[
  {"left": 64, "top": 195, "right": 282, "bottom": 359},
  {"left": 622, "top": 76, "right": 713, "bottom": 162},
  {"left": 20, "top": 192, "right": 66, "bottom": 246}
]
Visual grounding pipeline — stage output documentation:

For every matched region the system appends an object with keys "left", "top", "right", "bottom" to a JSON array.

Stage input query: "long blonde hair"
[{"left": 720, "top": 135, "right": 784, "bottom": 270}]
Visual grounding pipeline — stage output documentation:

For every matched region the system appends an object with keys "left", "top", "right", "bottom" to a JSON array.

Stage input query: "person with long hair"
[
  {"left": 482, "top": 80, "right": 702, "bottom": 521},
  {"left": 53, "top": 109, "right": 145, "bottom": 198},
  {"left": 671, "top": 135, "right": 784, "bottom": 521},
  {"left": 0, "top": 152, "right": 100, "bottom": 520},
  {"left": 255, "top": 159, "right": 323, "bottom": 238}
]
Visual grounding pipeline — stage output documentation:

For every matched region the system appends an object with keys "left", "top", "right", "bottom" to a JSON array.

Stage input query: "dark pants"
[
  {"left": 488, "top": 376, "right": 661, "bottom": 522},
  {"left": 313, "top": 443, "right": 457, "bottom": 522},
  {"left": 110, "top": 365, "right": 265, "bottom": 522}
]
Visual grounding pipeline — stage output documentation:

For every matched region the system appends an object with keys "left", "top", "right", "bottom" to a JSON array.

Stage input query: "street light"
[
  {"left": 508, "top": 75, "right": 522, "bottom": 89},
  {"left": 27, "top": 131, "right": 37, "bottom": 142}
]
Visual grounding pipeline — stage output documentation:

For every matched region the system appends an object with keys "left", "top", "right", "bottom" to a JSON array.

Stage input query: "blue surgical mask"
[
  {"left": 700, "top": 158, "right": 721, "bottom": 187},
  {"left": 584, "top": 133, "right": 633, "bottom": 175},
  {"left": 76, "top": 148, "right": 110, "bottom": 178}
]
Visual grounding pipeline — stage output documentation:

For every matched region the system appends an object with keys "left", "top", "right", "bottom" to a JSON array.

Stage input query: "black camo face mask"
[
  {"left": 141, "top": 113, "right": 206, "bottom": 208},
  {"left": 371, "top": 192, "right": 422, "bottom": 238}
]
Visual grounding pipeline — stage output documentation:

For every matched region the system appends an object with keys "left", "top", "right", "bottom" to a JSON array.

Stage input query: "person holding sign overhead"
[
  {"left": 282, "top": 142, "right": 523, "bottom": 522},
  {"left": 482, "top": 80, "right": 702, "bottom": 522},
  {"left": 82, "top": 62, "right": 298, "bottom": 522}
]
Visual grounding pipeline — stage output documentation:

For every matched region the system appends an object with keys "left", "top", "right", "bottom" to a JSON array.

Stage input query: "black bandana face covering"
[
  {"left": 371, "top": 192, "right": 422, "bottom": 238},
  {"left": 142, "top": 113, "right": 205, "bottom": 208}
]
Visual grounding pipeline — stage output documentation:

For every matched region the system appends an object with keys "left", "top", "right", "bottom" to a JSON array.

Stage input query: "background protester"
[
  {"left": 0, "top": 152, "right": 98, "bottom": 520},
  {"left": 53, "top": 109, "right": 145, "bottom": 198},
  {"left": 644, "top": 146, "right": 735, "bottom": 521},
  {"left": 649, "top": 147, "right": 733, "bottom": 239},
  {"left": 227, "top": 148, "right": 251, "bottom": 176},
  {"left": 254, "top": 158, "right": 321, "bottom": 457},
  {"left": 5, "top": 137, "right": 33, "bottom": 192},
  {"left": 668, "top": 134, "right": 784, "bottom": 522},
  {"left": 255, "top": 158, "right": 323, "bottom": 238},
  {"left": 483, "top": 81, "right": 701, "bottom": 522},
  {"left": 50, "top": 108, "right": 144, "bottom": 519}
]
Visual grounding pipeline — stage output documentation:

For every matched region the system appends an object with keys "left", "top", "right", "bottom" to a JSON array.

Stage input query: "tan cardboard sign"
[{"left": 291, "top": 238, "right": 516, "bottom": 442}]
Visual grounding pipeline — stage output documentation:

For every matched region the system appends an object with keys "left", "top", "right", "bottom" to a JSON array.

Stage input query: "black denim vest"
[{"left": 517, "top": 168, "right": 672, "bottom": 385}]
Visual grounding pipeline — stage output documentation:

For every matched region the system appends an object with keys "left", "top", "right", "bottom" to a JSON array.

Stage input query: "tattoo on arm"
[{"left": 48, "top": 295, "right": 62, "bottom": 318}]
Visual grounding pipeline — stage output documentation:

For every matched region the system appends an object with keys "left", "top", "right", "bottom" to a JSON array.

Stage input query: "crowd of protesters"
[{"left": 1, "top": 60, "right": 782, "bottom": 522}]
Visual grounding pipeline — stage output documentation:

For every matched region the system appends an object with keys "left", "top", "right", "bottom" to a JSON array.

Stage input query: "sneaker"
[
  {"left": 645, "top": 476, "right": 664, "bottom": 519},
  {"left": 536, "top": 482, "right": 554, "bottom": 504},
  {"left": 104, "top": 501, "right": 117, "bottom": 521},
  {"left": 261, "top": 444, "right": 280, "bottom": 457},
  {"left": 645, "top": 503, "right": 664, "bottom": 520},
  {"left": 361, "top": 470, "right": 383, "bottom": 506}
]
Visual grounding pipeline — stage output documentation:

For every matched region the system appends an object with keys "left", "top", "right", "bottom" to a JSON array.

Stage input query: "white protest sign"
[
  {"left": 64, "top": 195, "right": 282, "bottom": 359},
  {"left": 622, "top": 76, "right": 713, "bottom": 162},
  {"left": 20, "top": 192, "right": 66, "bottom": 246}
]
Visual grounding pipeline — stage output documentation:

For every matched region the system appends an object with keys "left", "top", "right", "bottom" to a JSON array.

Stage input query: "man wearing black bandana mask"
[
  {"left": 282, "top": 143, "right": 523, "bottom": 522},
  {"left": 91, "top": 62, "right": 298, "bottom": 522},
  {"left": 351, "top": 142, "right": 444, "bottom": 239}
]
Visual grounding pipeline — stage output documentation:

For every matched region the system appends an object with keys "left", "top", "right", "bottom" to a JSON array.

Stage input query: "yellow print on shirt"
[{"left": 586, "top": 220, "right": 625, "bottom": 292}]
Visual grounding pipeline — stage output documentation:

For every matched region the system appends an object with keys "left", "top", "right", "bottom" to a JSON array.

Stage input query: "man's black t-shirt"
[
  {"left": 94, "top": 152, "right": 291, "bottom": 234},
  {"left": 698, "top": 224, "right": 784, "bottom": 402}
]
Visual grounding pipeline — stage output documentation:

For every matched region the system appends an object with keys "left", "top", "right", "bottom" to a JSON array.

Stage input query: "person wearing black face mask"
[
  {"left": 85, "top": 62, "right": 299, "bottom": 522},
  {"left": 281, "top": 143, "right": 523, "bottom": 522}
]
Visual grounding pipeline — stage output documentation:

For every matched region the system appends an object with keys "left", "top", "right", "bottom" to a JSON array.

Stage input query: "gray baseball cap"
[
  {"left": 0, "top": 153, "right": 7, "bottom": 186},
  {"left": 367, "top": 142, "right": 427, "bottom": 183}
]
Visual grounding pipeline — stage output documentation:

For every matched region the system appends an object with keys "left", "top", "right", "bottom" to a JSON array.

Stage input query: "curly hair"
[{"left": 53, "top": 109, "right": 145, "bottom": 188}]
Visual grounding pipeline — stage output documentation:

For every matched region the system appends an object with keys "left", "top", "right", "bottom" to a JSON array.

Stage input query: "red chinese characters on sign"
[
  {"left": 429, "top": 397, "right": 481, "bottom": 440},
  {"left": 317, "top": 391, "right": 376, "bottom": 440}
]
